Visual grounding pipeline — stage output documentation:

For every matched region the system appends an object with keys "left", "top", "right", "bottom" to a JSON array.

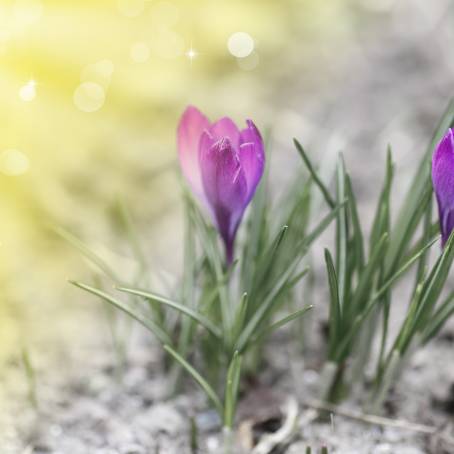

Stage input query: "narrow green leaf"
[
  {"left": 303, "top": 202, "right": 346, "bottom": 248},
  {"left": 224, "top": 351, "right": 242, "bottom": 428},
  {"left": 325, "top": 249, "right": 341, "bottom": 359},
  {"left": 333, "top": 235, "right": 437, "bottom": 362},
  {"left": 376, "top": 235, "right": 438, "bottom": 303},
  {"left": 351, "top": 233, "right": 388, "bottom": 313},
  {"left": 250, "top": 305, "right": 313, "bottom": 344},
  {"left": 335, "top": 154, "right": 348, "bottom": 311},
  {"left": 53, "top": 226, "right": 118, "bottom": 281},
  {"left": 388, "top": 99, "right": 454, "bottom": 270},
  {"left": 236, "top": 259, "right": 302, "bottom": 352},
  {"left": 345, "top": 173, "right": 364, "bottom": 270},
  {"left": 117, "top": 286, "right": 222, "bottom": 339},
  {"left": 164, "top": 344, "right": 223, "bottom": 417},
  {"left": 411, "top": 230, "right": 454, "bottom": 336},
  {"left": 232, "top": 293, "right": 249, "bottom": 343},
  {"left": 293, "top": 138, "right": 335, "bottom": 208},
  {"left": 254, "top": 225, "right": 288, "bottom": 284},
  {"left": 70, "top": 281, "right": 171, "bottom": 345},
  {"left": 423, "top": 291, "right": 454, "bottom": 343},
  {"left": 369, "top": 147, "right": 393, "bottom": 253}
]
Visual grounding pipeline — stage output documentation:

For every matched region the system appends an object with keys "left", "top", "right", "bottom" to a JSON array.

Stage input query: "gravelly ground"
[{"left": 2, "top": 1, "right": 454, "bottom": 453}]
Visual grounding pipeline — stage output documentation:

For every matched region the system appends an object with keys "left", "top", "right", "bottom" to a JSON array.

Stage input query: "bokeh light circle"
[
  {"left": 227, "top": 32, "right": 254, "bottom": 58},
  {"left": 19, "top": 81, "right": 36, "bottom": 101},
  {"left": 0, "top": 149, "right": 30, "bottom": 176},
  {"left": 73, "top": 82, "right": 105, "bottom": 113}
]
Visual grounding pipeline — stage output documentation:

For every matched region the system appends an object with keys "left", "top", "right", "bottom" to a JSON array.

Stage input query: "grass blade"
[
  {"left": 117, "top": 286, "right": 222, "bottom": 339},
  {"left": 224, "top": 351, "right": 242, "bottom": 428},
  {"left": 70, "top": 281, "right": 171, "bottom": 345},
  {"left": 325, "top": 249, "right": 342, "bottom": 359},
  {"left": 53, "top": 226, "right": 119, "bottom": 281},
  {"left": 293, "top": 138, "right": 335, "bottom": 208},
  {"left": 250, "top": 305, "right": 313, "bottom": 344},
  {"left": 164, "top": 344, "right": 223, "bottom": 417}
]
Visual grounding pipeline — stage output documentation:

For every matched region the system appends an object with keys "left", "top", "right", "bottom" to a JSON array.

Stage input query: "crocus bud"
[
  {"left": 177, "top": 106, "right": 265, "bottom": 264},
  {"left": 432, "top": 128, "right": 454, "bottom": 247}
]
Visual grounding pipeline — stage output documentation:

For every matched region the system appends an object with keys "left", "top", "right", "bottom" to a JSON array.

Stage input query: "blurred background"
[{"left": 0, "top": 0, "right": 453, "bottom": 427}]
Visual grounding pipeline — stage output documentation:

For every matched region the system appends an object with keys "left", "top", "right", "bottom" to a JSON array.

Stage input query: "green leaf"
[
  {"left": 388, "top": 99, "right": 454, "bottom": 270},
  {"left": 164, "top": 344, "right": 223, "bottom": 417},
  {"left": 333, "top": 235, "right": 437, "bottom": 362},
  {"left": 236, "top": 259, "right": 304, "bottom": 352},
  {"left": 224, "top": 351, "right": 242, "bottom": 428},
  {"left": 293, "top": 138, "right": 335, "bottom": 208},
  {"left": 422, "top": 291, "right": 454, "bottom": 343},
  {"left": 411, "top": 230, "right": 454, "bottom": 337},
  {"left": 351, "top": 233, "right": 389, "bottom": 313},
  {"left": 369, "top": 147, "right": 393, "bottom": 253},
  {"left": 53, "top": 226, "right": 119, "bottom": 281},
  {"left": 250, "top": 305, "right": 313, "bottom": 344},
  {"left": 325, "top": 249, "right": 341, "bottom": 359},
  {"left": 117, "top": 286, "right": 222, "bottom": 339},
  {"left": 345, "top": 173, "right": 364, "bottom": 270},
  {"left": 303, "top": 201, "right": 346, "bottom": 248},
  {"left": 70, "top": 281, "right": 171, "bottom": 345},
  {"left": 232, "top": 293, "right": 249, "bottom": 343},
  {"left": 252, "top": 224, "right": 288, "bottom": 292},
  {"left": 335, "top": 154, "right": 348, "bottom": 311}
]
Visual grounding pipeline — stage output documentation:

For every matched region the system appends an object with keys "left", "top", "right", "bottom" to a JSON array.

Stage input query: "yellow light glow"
[
  {"left": 185, "top": 46, "right": 198, "bottom": 62},
  {"left": 13, "top": 0, "right": 43, "bottom": 26},
  {"left": 73, "top": 82, "right": 105, "bottom": 113},
  {"left": 130, "top": 42, "right": 150, "bottom": 63},
  {"left": 19, "top": 79, "right": 37, "bottom": 101},
  {"left": 117, "top": 0, "right": 145, "bottom": 17},
  {"left": 237, "top": 52, "right": 259, "bottom": 71},
  {"left": 0, "top": 149, "right": 30, "bottom": 176}
]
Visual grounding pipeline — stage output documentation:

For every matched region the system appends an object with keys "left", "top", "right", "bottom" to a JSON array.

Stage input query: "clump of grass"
[
  {"left": 295, "top": 99, "right": 454, "bottom": 408},
  {"left": 64, "top": 136, "right": 339, "bottom": 431}
]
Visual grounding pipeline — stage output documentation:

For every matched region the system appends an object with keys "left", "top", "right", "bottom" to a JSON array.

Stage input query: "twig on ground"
[
  {"left": 302, "top": 398, "right": 454, "bottom": 447},
  {"left": 251, "top": 398, "right": 299, "bottom": 454}
]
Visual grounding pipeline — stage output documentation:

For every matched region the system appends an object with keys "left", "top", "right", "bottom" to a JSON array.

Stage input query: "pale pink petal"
[{"left": 177, "top": 105, "right": 210, "bottom": 195}]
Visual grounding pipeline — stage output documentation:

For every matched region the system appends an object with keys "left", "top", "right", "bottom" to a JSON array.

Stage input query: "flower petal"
[
  {"left": 210, "top": 117, "right": 240, "bottom": 149},
  {"left": 240, "top": 119, "right": 262, "bottom": 148},
  {"left": 199, "top": 134, "right": 248, "bottom": 262},
  {"left": 239, "top": 120, "right": 265, "bottom": 200},
  {"left": 177, "top": 105, "right": 210, "bottom": 194},
  {"left": 432, "top": 128, "right": 454, "bottom": 245}
]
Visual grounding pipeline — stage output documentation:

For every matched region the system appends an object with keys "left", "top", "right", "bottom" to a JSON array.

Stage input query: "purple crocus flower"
[
  {"left": 432, "top": 128, "right": 454, "bottom": 247},
  {"left": 177, "top": 106, "right": 265, "bottom": 264}
]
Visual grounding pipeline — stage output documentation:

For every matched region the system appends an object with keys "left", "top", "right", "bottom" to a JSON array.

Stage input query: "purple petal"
[
  {"left": 240, "top": 119, "right": 262, "bottom": 147},
  {"left": 239, "top": 120, "right": 265, "bottom": 200},
  {"left": 177, "top": 106, "right": 211, "bottom": 195},
  {"left": 199, "top": 134, "right": 248, "bottom": 263},
  {"left": 432, "top": 128, "right": 454, "bottom": 246},
  {"left": 210, "top": 117, "right": 240, "bottom": 150}
]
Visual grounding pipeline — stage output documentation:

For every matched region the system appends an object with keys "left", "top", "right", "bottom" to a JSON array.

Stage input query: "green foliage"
[
  {"left": 295, "top": 99, "right": 454, "bottom": 406},
  {"left": 65, "top": 140, "right": 333, "bottom": 427}
]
